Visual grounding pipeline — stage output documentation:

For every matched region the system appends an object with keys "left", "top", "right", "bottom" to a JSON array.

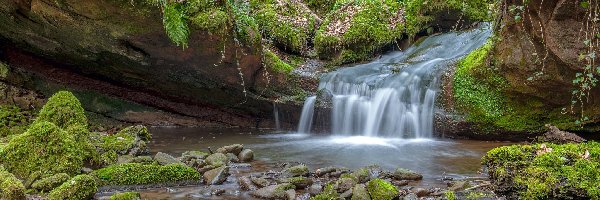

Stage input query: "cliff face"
[
  {"left": 441, "top": 0, "right": 600, "bottom": 139},
  {"left": 0, "top": 0, "right": 290, "bottom": 127}
]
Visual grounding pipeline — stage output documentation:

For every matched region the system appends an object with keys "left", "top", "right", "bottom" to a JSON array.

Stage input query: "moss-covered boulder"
[
  {"left": 367, "top": 179, "right": 399, "bottom": 200},
  {"left": 36, "top": 91, "right": 87, "bottom": 129},
  {"left": 0, "top": 167, "right": 26, "bottom": 200},
  {"left": 483, "top": 142, "right": 600, "bottom": 199},
  {"left": 92, "top": 163, "right": 200, "bottom": 186},
  {"left": 109, "top": 192, "right": 141, "bottom": 200},
  {"left": 205, "top": 153, "right": 229, "bottom": 167},
  {"left": 251, "top": 183, "right": 296, "bottom": 199},
  {"left": 97, "top": 125, "right": 151, "bottom": 156},
  {"left": 31, "top": 173, "right": 71, "bottom": 192},
  {"left": 48, "top": 174, "right": 97, "bottom": 200},
  {"left": 251, "top": 0, "right": 319, "bottom": 54},
  {"left": 283, "top": 164, "right": 309, "bottom": 177},
  {"left": 310, "top": 183, "right": 339, "bottom": 200},
  {"left": 0, "top": 121, "right": 92, "bottom": 177}
]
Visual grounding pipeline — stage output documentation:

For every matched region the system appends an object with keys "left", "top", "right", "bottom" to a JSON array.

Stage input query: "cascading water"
[{"left": 297, "top": 26, "right": 492, "bottom": 138}]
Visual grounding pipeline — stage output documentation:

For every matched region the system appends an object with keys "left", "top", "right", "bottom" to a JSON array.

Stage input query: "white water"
[
  {"left": 297, "top": 26, "right": 492, "bottom": 138},
  {"left": 297, "top": 96, "right": 316, "bottom": 133}
]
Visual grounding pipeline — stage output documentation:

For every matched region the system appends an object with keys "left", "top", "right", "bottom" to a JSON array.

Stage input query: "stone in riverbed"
[
  {"left": 238, "top": 149, "right": 254, "bottom": 162},
  {"left": 285, "top": 189, "right": 296, "bottom": 200},
  {"left": 250, "top": 183, "right": 295, "bottom": 199},
  {"left": 154, "top": 152, "right": 183, "bottom": 165},
  {"left": 340, "top": 188, "right": 353, "bottom": 199},
  {"left": 282, "top": 177, "right": 313, "bottom": 189},
  {"left": 251, "top": 177, "right": 271, "bottom": 188},
  {"left": 283, "top": 164, "right": 309, "bottom": 177},
  {"left": 181, "top": 151, "right": 209, "bottom": 160},
  {"left": 216, "top": 144, "right": 244, "bottom": 155},
  {"left": 367, "top": 179, "right": 399, "bottom": 200},
  {"left": 335, "top": 177, "right": 357, "bottom": 193},
  {"left": 239, "top": 176, "right": 258, "bottom": 191},
  {"left": 402, "top": 193, "right": 418, "bottom": 200},
  {"left": 412, "top": 187, "right": 429, "bottom": 197},
  {"left": 392, "top": 168, "right": 422, "bottom": 181},
  {"left": 308, "top": 183, "right": 323, "bottom": 195},
  {"left": 205, "top": 153, "right": 228, "bottom": 167},
  {"left": 226, "top": 153, "right": 240, "bottom": 163},
  {"left": 203, "top": 166, "right": 230, "bottom": 185},
  {"left": 352, "top": 184, "right": 371, "bottom": 200}
]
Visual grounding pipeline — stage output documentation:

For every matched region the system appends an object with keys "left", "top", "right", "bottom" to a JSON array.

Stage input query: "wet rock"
[
  {"left": 285, "top": 189, "right": 296, "bottom": 200},
  {"left": 251, "top": 177, "right": 271, "bottom": 188},
  {"left": 367, "top": 179, "right": 399, "bottom": 200},
  {"left": 315, "top": 166, "right": 337, "bottom": 176},
  {"left": 239, "top": 176, "right": 258, "bottom": 191},
  {"left": 392, "top": 180, "right": 410, "bottom": 187},
  {"left": 352, "top": 184, "right": 371, "bottom": 200},
  {"left": 352, "top": 167, "right": 371, "bottom": 183},
  {"left": 198, "top": 165, "right": 218, "bottom": 174},
  {"left": 154, "top": 152, "right": 183, "bottom": 165},
  {"left": 230, "top": 163, "right": 252, "bottom": 169},
  {"left": 340, "top": 188, "right": 353, "bottom": 199},
  {"left": 211, "top": 189, "right": 226, "bottom": 196},
  {"left": 283, "top": 164, "right": 309, "bottom": 177},
  {"left": 392, "top": 168, "right": 422, "bottom": 181},
  {"left": 412, "top": 188, "right": 429, "bottom": 197},
  {"left": 536, "top": 125, "right": 586, "bottom": 144},
  {"left": 226, "top": 153, "right": 240, "bottom": 163},
  {"left": 336, "top": 177, "right": 357, "bottom": 193},
  {"left": 181, "top": 151, "right": 210, "bottom": 160},
  {"left": 448, "top": 181, "right": 468, "bottom": 191},
  {"left": 238, "top": 149, "right": 254, "bottom": 162},
  {"left": 216, "top": 144, "right": 244, "bottom": 155},
  {"left": 316, "top": 166, "right": 349, "bottom": 177},
  {"left": 205, "top": 153, "right": 228, "bottom": 167},
  {"left": 250, "top": 183, "right": 295, "bottom": 199},
  {"left": 402, "top": 193, "right": 418, "bottom": 200},
  {"left": 203, "top": 166, "right": 230, "bottom": 185},
  {"left": 308, "top": 183, "right": 323, "bottom": 195},
  {"left": 283, "top": 177, "right": 313, "bottom": 189}
]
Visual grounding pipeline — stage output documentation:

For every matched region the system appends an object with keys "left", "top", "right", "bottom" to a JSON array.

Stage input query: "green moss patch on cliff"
[
  {"left": 0, "top": 105, "right": 32, "bottom": 137},
  {"left": 483, "top": 142, "right": 600, "bottom": 199},
  {"left": 251, "top": 0, "right": 318, "bottom": 54},
  {"left": 453, "top": 39, "right": 578, "bottom": 133},
  {"left": 263, "top": 48, "right": 293, "bottom": 73},
  {"left": 92, "top": 163, "right": 200, "bottom": 186}
]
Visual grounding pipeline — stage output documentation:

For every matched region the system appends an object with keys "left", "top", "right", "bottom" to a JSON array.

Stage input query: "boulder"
[
  {"left": 181, "top": 151, "right": 209, "bottom": 160},
  {"left": 283, "top": 164, "right": 309, "bottom": 177},
  {"left": 250, "top": 183, "right": 295, "bottom": 199},
  {"left": 154, "top": 152, "right": 183, "bottom": 165},
  {"left": 31, "top": 173, "right": 70, "bottom": 192},
  {"left": 48, "top": 175, "right": 97, "bottom": 200},
  {"left": 536, "top": 125, "right": 586, "bottom": 144},
  {"left": 367, "top": 179, "right": 399, "bottom": 200},
  {"left": 251, "top": 177, "right": 271, "bottom": 188},
  {"left": 335, "top": 177, "right": 357, "bottom": 193},
  {"left": 226, "top": 153, "right": 240, "bottom": 163},
  {"left": 205, "top": 153, "right": 228, "bottom": 167},
  {"left": 203, "top": 166, "right": 230, "bottom": 185},
  {"left": 392, "top": 168, "right": 422, "bottom": 181},
  {"left": 238, "top": 176, "right": 258, "bottom": 191},
  {"left": 282, "top": 177, "right": 313, "bottom": 189},
  {"left": 351, "top": 184, "right": 371, "bottom": 200},
  {"left": 238, "top": 149, "right": 254, "bottom": 162},
  {"left": 216, "top": 144, "right": 244, "bottom": 155}
]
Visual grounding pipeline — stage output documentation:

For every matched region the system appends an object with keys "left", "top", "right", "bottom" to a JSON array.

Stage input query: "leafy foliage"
[{"left": 162, "top": 2, "right": 190, "bottom": 48}]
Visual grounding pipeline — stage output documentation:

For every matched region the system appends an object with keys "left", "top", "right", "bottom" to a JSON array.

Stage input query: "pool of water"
[{"left": 109, "top": 127, "right": 514, "bottom": 199}]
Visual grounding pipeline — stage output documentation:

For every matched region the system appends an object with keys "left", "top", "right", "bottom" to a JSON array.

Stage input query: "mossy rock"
[
  {"left": 367, "top": 179, "right": 399, "bottom": 200},
  {"left": 48, "top": 174, "right": 97, "bottom": 200},
  {"left": 109, "top": 192, "right": 141, "bottom": 200},
  {"left": 92, "top": 163, "right": 200, "bottom": 186},
  {"left": 251, "top": 0, "right": 319, "bottom": 54},
  {"left": 0, "top": 121, "right": 93, "bottom": 178},
  {"left": 483, "top": 142, "right": 600, "bottom": 199},
  {"left": 97, "top": 125, "right": 151, "bottom": 156},
  {"left": 283, "top": 164, "right": 309, "bottom": 177},
  {"left": 100, "top": 150, "right": 119, "bottom": 166},
  {"left": 263, "top": 48, "right": 294, "bottom": 73},
  {"left": 205, "top": 153, "right": 228, "bottom": 167},
  {"left": 0, "top": 167, "right": 26, "bottom": 200},
  {"left": 31, "top": 173, "right": 70, "bottom": 192},
  {"left": 36, "top": 91, "right": 87, "bottom": 129},
  {"left": 310, "top": 183, "right": 339, "bottom": 200}
]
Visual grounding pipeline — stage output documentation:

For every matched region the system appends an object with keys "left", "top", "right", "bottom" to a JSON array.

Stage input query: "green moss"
[
  {"left": 483, "top": 142, "right": 600, "bottom": 199},
  {"left": 445, "top": 190, "right": 456, "bottom": 200},
  {"left": 162, "top": 2, "right": 190, "bottom": 48},
  {"left": 109, "top": 192, "right": 141, "bottom": 200},
  {"left": 48, "top": 175, "right": 98, "bottom": 200},
  {"left": 0, "top": 105, "right": 31, "bottom": 137},
  {"left": 100, "top": 150, "right": 119, "bottom": 166},
  {"left": 303, "top": 0, "right": 335, "bottom": 16},
  {"left": 191, "top": 8, "right": 229, "bottom": 34},
  {"left": 402, "top": 0, "right": 494, "bottom": 36},
  {"left": 310, "top": 183, "right": 339, "bottom": 200},
  {"left": 36, "top": 91, "right": 88, "bottom": 130},
  {"left": 31, "top": 173, "right": 70, "bottom": 192},
  {"left": 92, "top": 163, "right": 200, "bottom": 186},
  {"left": 264, "top": 49, "right": 294, "bottom": 73},
  {"left": 367, "top": 178, "right": 399, "bottom": 200},
  {"left": 0, "top": 61, "right": 9, "bottom": 78},
  {"left": 101, "top": 132, "right": 136, "bottom": 152},
  {"left": 0, "top": 167, "right": 26, "bottom": 200},
  {"left": 251, "top": 0, "right": 317, "bottom": 54},
  {"left": 0, "top": 121, "right": 92, "bottom": 178},
  {"left": 284, "top": 164, "right": 309, "bottom": 177}
]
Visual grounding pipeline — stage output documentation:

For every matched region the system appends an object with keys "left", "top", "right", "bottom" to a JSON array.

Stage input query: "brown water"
[{"left": 98, "top": 127, "right": 514, "bottom": 199}]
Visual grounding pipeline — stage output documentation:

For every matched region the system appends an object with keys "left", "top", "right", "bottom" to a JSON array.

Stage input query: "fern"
[{"left": 162, "top": 2, "right": 190, "bottom": 48}]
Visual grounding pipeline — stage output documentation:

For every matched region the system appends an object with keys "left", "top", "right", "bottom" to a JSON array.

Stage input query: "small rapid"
[{"left": 297, "top": 26, "right": 492, "bottom": 138}]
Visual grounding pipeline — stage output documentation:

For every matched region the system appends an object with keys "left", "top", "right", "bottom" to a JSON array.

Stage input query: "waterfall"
[
  {"left": 297, "top": 26, "right": 491, "bottom": 138},
  {"left": 273, "top": 103, "right": 281, "bottom": 130},
  {"left": 297, "top": 96, "right": 316, "bottom": 133}
]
